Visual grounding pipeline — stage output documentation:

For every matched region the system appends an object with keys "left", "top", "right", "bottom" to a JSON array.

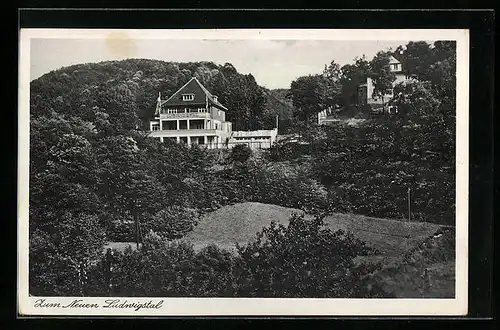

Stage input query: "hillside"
[
  {"left": 182, "top": 202, "right": 305, "bottom": 252},
  {"left": 30, "top": 59, "right": 291, "bottom": 132}
]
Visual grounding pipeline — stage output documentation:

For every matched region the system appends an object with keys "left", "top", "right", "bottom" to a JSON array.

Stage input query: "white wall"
[{"left": 366, "top": 73, "right": 407, "bottom": 104}]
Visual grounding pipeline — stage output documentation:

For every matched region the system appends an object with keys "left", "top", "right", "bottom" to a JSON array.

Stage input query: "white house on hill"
[
  {"left": 357, "top": 55, "right": 410, "bottom": 106},
  {"left": 149, "top": 77, "right": 278, "bottom": 149},
  {"left": 318, "top": 53, "right": 415, "bottom": 125}
]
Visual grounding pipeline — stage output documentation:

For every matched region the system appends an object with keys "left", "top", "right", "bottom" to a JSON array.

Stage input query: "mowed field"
[
  {"left": 182, "top": 202, "right": 445, "bottom": 255},
  {"left": 181, "top": 202, "right": 456, "bottom": 298},
  {"left": 183, "top": 202, "right": 302, "bottom": 252}
]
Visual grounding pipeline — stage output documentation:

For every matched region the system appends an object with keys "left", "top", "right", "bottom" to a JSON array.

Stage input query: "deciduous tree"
[
  {"left": 289, "top": 74, "right": 329, "bottom": 122},
  {"left": 369, "top": 51, "right": 396, "bottom": 108}
]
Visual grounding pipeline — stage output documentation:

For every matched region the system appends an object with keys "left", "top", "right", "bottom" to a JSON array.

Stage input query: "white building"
[
  {"left": 149, "top": 77, "right": 277, "bottom": 149},
  {"left": 358, "top": 55, "right": 409, "bottom": 106},
  {"left": 230, "top": 129, "right": 278, "bottom": 149},
  {"left": 318, "top": 54, "right": 413, "bottom": 124}
]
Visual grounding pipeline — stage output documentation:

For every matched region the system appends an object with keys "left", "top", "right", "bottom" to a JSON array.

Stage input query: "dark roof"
[
  {"left": 161, "top": 77, "right": 228, "bottom": 110},
  {"left": 391, "top": 52, "right": 405, "bottom": 63}
]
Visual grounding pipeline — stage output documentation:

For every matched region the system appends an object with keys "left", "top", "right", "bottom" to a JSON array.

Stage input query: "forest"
[{"left": 28, "top": 40, "right": 456, "bottom": 298}]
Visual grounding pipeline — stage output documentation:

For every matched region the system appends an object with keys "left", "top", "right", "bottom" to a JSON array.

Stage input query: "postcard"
[{"left": 18, "top": 28, "right": 469, "bottom": 316}]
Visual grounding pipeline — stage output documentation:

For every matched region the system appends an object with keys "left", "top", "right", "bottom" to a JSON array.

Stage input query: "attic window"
[{"left": 182, "top": 94, "right": 194, "bottom": 101}]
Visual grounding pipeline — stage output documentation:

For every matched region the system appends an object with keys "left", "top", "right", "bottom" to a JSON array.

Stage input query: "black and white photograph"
[{"left": 17, "top": 28, "right": 469, "bottom": 316}]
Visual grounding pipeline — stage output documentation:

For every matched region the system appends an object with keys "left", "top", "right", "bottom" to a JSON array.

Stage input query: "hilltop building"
[
  {"left": 356, "top": 54, "right": 409, "bottom": 106},
  {"left": 318, "top": 53, "right": 414, "bottom": 125},
  {"left": 149, "top": 77, "right": 278, "bottom": 149}
]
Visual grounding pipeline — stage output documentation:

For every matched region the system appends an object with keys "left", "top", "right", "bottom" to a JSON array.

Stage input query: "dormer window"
[{"left": 182, "top": 94, "right": 194, "bottom": 101}]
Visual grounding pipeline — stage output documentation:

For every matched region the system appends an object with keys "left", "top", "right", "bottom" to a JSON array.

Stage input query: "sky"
[{"left": 30, "top": 38, "right": 436, "bottom": 89}]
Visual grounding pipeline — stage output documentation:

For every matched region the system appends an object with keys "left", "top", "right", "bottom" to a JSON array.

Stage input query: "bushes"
[
  {"left": 106, "top": 215, "right": 135, "bottom": 242},
  {"left": 268, "top": 140, "right": 311, "bottom": 162},
  {"left": 105, "top": 206, "right": 200, "bottom": 242},
  {"left": 241, "top": 161, "right": 331, "bottom": 214},
  {"left": 85, "top": 214, "right": 391, "bottom": 298},
  {"left": 234, "top": 214, "right": 388, "bottom": 297},
  {"left": 229, "top": 144, "right": 253, "bottom": 164},
  {"left": 29, "top": 212, "right": 106, "bottom": 296},
  {"left": 88, "top": 239, "right": 235, "bottom": 297},
  {"left": 286, "top": 120, "right": 456, "bottom": 225},
  {"left": 369, "top": 228, "right": 456, "bottom": 298},
  {"left": 146, "top": 206, "right": 199, "bottom": 240}
]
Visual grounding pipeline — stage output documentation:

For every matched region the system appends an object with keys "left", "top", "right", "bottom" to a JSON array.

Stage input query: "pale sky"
[{"left": 30, "top": 38, "right": 435, "bottom": 89}]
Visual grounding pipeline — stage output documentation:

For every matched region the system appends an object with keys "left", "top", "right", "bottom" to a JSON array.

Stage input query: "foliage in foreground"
[
  {"left": 369, "top": 228, "right": 455, "bottom": 298},
  {"left": 233, "top": 214, "right": 388, "bottom": 298},
  {"left": 34, "top": 214, "right": 391, "bottom": 298}
]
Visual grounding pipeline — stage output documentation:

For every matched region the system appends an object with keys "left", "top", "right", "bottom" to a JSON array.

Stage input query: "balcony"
[
  {"left": 149, "top": 129, "right": 221, "bottom": 137},
  {"left": 159, "top": 112, "right": 211, "bottom": 119}
]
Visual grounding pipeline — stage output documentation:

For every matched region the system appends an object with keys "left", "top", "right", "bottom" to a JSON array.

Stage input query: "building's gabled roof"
[
  {"left": 388, "top": 55, "right": 401, "bottom": 65},
  {"left": 160, "top": 77, "right": 228, "bottom": 111},
  {"left": 391, "top": 52, "right": 405, "bottom": 64}
]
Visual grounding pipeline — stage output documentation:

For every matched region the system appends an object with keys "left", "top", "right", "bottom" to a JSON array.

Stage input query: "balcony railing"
[
  {"left": 159, "top": 112, "right": 211, "bottom": 119},
  {"left": 150, "top": 129, "right": 220, "bottom": 137}
]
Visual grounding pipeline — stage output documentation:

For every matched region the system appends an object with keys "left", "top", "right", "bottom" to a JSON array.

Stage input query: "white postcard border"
[{"left": 18, "top": 28, "right": 469, "bottom": 316}]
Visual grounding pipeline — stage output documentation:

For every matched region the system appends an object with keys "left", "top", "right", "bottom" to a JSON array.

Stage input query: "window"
[
  {"left": 167, "top": 109, "right": 178, "bottom": 114},
  {"left": 182, "top": 94, "right": 194, "bottom": 101}
]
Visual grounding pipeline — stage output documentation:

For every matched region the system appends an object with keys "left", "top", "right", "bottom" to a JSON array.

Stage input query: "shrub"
[
  {"left": 246, "top": 162, "right": 331, "bottom": 214},
  {"left": 102, "top": 240, "right": 197, "bottom": 297},
  {"left": 233, "top": 214, "right": 390, "bottom": 298},
  {"left": 146, "top": 206, "right": 199, "bottom": 240},
  {"left": 229, "top": 144, "right": 253, "bottom": 164},
  {"left": 188, "top": 245, "right": 236, "bottom": 297},
  {"left": 89, "top": 238, "right": 235, "bottom": 297},
  {"left": 106, "top": 215, "right": 135, "bottom": 242},
  {"left": 268, "top": 140, "right": 311, "bottom": 162},
  {"left": 29, "top": 212, "right": 106, "bottom": 296}
]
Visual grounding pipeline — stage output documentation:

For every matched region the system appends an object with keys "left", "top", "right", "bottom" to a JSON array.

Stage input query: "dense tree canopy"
[
  {"left": 275, "top": 40, "right": 456, "bottom": 224},
  {"left": 288, "top": 74, "right": 329, "bottom": 122}
]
